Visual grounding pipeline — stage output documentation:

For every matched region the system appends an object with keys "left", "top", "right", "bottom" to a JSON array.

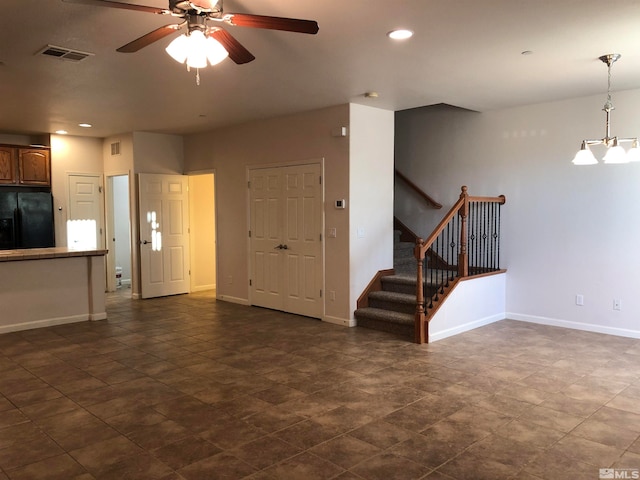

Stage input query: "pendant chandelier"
[{"left": 572, "top": 54, "right": 640, "bottom": 165}]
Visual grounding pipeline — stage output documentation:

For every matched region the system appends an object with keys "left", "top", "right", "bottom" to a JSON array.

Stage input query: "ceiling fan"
[{"left": 62, "top": 0, "right": 319, "bottom": 67}]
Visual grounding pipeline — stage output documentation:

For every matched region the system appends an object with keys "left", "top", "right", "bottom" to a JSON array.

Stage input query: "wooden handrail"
[
  {"left": 395, "top": 169, "right": 442, "bottom": 209},
  {"left": 414, "top": 186, "right": 506, "bottom": 343}
]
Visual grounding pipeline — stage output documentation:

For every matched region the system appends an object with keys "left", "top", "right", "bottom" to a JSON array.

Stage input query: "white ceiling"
[{"left": 1, "top": 0, "right": 640, "bottom": 138}]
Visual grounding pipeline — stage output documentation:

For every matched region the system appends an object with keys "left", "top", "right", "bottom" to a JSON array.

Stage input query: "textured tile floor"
[{"left": 1, "top": 290, "right": 640, "bottom": 479}]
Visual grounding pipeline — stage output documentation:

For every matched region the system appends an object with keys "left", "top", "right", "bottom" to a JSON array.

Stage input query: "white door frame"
[{"left": 247, "top": 159, "right": 325, "bottom": 318}]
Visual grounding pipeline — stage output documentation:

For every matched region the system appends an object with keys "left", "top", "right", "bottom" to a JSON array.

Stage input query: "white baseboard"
[
  {"left": 0, "top": 314, "right": 89, "bottom": 334},
  {"left": 507, "top": 313, "right": 640, "bottom": 339},
  {"left": 217, "top": 294, "right": 250, "bottom": 306},
  {"left": 323, "top": 315, "right": 354, "bottom": 327},
  {"left": 90, "top": 312, "right": 108, "bottom": 321},
  {"left": 429, "top": 313, "right": 504, "bottom": 342}
]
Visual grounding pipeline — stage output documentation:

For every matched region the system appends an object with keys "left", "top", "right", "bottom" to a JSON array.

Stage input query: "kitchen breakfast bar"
[{"left": 0, "top": 247, "right": 107, "bottom": 334}]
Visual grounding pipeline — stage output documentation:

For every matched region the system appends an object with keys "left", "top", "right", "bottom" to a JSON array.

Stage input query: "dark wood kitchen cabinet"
[
  {"left": 0, "top": 146, "right": 17, "bottom": 184},
  {"left": 0, "top": 145, "right": 51, "bottom": 187},
  {"left": 18, "top": 148, "right": 50, "bottom": 186}
]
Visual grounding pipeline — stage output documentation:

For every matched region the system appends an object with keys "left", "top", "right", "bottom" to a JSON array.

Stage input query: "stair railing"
[
  {"left": 414, "top": 186, "right": 506, "bottom": 343},
  {"left": 395, "top": 169, "right": 443, "bottom": 209}
]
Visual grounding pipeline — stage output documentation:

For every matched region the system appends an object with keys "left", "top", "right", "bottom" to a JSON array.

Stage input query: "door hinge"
[
  {"left": 248, "top": 181, "right": 251, "bottom": 188},
  {"left": 248, "top": 230, "right": 251, "bottom": 238},
  {"left": 249, "top": 279, "right": 252, "bottom": 286},
  {"left": 99, "top": 186, "right": 103, "bottom": 193},
  {"left": 320, "top": 289, "right": 322, "bottom": 298},
  {"left": 319, "top": 233, "right": 322, "bottom": 241},
  {"left": 99, "top": 228, "right": 103, "bottom": 234},
  {"left": 319, "top": 176, "right": 322, "bottom": 185}
]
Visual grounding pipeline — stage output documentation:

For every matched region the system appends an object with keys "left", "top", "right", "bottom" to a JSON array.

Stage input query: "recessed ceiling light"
[
  {"left": 55, "top": 130, "right": 68, "bottom": 135},
  {"left": 78, "top": 123, "right": 92, "bottom": 128},
  {"left": 387, "top": 29, "right": 413, "bottom": 40}
]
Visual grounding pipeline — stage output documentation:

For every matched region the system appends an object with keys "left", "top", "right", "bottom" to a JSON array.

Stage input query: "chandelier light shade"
[
  {"left": 572, "top": 53, "right": 639, "bottom": 165},
  {"left": 571, "top": 141, "right": 598, "bottom": 165}
]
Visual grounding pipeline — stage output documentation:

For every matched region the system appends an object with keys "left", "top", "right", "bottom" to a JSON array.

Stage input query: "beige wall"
[
  {"left": 348, "top": 104, "right": 395, "bottom": 320},
  {"left": 50, "top": 134, "right": 104, "bottom": 247},
  {"left": 395, "top": 89, "right": 640, "bottom": 338},
  {"left": 183, "top": 104, "right": 395, "bottom": 323},
  {"left": 184, "top": 104, "right": 353, "bottom": 320},
  {"left": 17, "top": 106, "right": 395, "bottom": 324}
]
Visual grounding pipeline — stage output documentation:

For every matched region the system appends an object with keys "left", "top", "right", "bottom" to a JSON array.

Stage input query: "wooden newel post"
[
  {"left": 415, "top": 239, "right": 426, "bottom": 343},
  {"left": 458, "top": 186, "right": 469, "bottom": 278}
]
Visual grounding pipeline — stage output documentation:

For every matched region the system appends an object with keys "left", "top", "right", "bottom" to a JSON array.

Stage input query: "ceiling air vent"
[
  {"left": 36, "top": 45, "right": 94, "bottom": 62},
  {"left": 110, "top": 141, "right": 121, "bottom": 156}
]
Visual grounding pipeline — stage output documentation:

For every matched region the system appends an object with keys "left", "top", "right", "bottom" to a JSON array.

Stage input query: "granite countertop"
[{"left": 0, "top": 247, "right": 108, "bottom": 262}]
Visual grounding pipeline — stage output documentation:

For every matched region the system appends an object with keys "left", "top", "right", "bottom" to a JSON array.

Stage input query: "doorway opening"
[
  {"left": 106, "top": 174, "right": 132, "bottom": 293},
  {"left": 188, "top": 172, "right": 217, "bottom": 294}
]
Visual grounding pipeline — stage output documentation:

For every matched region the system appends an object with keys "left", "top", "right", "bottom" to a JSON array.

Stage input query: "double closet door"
[{"left": 249, "top": 163, "right": 323, "bottom": 319}]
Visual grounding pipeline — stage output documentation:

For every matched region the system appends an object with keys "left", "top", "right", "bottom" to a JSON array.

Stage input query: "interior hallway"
[{"left": 0, "top": 292, "right": 639, "bottom": 479}]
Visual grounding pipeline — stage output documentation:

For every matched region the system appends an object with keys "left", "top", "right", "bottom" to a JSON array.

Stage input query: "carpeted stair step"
[
  {"left": 368, "top": 290, "right": 416, "bottom": 315},
  {"left": 381, "top": 274, "right": 420, "bottom": 295},
  {"left": 394, "top": 241, "right": 415, "bottom": 256},
  {"left": 354, "top": 307, "right": 414, "bottom": 338},
  {"left": 393, "top": 257, "right": 416, "bottom": 275}
]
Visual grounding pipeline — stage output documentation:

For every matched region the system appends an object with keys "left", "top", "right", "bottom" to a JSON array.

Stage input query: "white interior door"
[
  {"left": 68, "top": 174, "right": 103, "bottom": 249},
  {"left": 138, "top": 173, "right": 190, "bottom": 299},
  {"left": 249, "top": 163, "right": 323, "bottom": 318}
]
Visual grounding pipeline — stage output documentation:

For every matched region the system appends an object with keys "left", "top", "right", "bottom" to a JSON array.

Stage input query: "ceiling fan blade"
[
  {"left": 62, "top": 0, "right": 168, "bottom": 15},
  {"left": 209, "top": 29, "right": 255, "bottom": 64},
  {"left": 225, "top": 13, "right": 319, "bottom": 34},
  {"left": 117, "top": 24, "right": 179, "bottom": 53}
]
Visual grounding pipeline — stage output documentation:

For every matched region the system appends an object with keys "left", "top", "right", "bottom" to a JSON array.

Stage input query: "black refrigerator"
[{"left": 0, "top": 191, "right": 55, "bottom": 249}]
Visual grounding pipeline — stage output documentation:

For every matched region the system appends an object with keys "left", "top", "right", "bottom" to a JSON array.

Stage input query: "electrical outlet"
[
  {"left": 576, "top": 294, "right": 584, "bottom": 306},
  {"left": 227, "top": 275, "right": 233, "bottom": 285},
  {"left": 329, "top": 290, "right": 336, "bottom": 301},
  {"left": 613, "top": 299, "right": 621, "bottom": 311}
]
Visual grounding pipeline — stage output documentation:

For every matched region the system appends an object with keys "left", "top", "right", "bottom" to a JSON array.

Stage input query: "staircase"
[
  {"left": 353, "top": 232, "right": 428, "bottom": 339},
  {"left": 355, "top": 185, "right": 506, "bottom": 343}
]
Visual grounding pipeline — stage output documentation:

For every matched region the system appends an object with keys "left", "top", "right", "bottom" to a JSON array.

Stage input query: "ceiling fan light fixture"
[
  {"left": 185, "top": 30, "right": 208, "bottom": 69},
  {"left": 165, "top": 34, "right": 189, "bottom": 64},
  {"left": 205, "top": 36, "right": 229, "bottom": 66},
  {"left": 166, "top": 30, "right": 228, "bottom": 69}
]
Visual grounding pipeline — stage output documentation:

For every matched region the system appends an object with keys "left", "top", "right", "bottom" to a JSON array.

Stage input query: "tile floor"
[{"left": 1, "top": 291, "right": 640, "bottom": 479}]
